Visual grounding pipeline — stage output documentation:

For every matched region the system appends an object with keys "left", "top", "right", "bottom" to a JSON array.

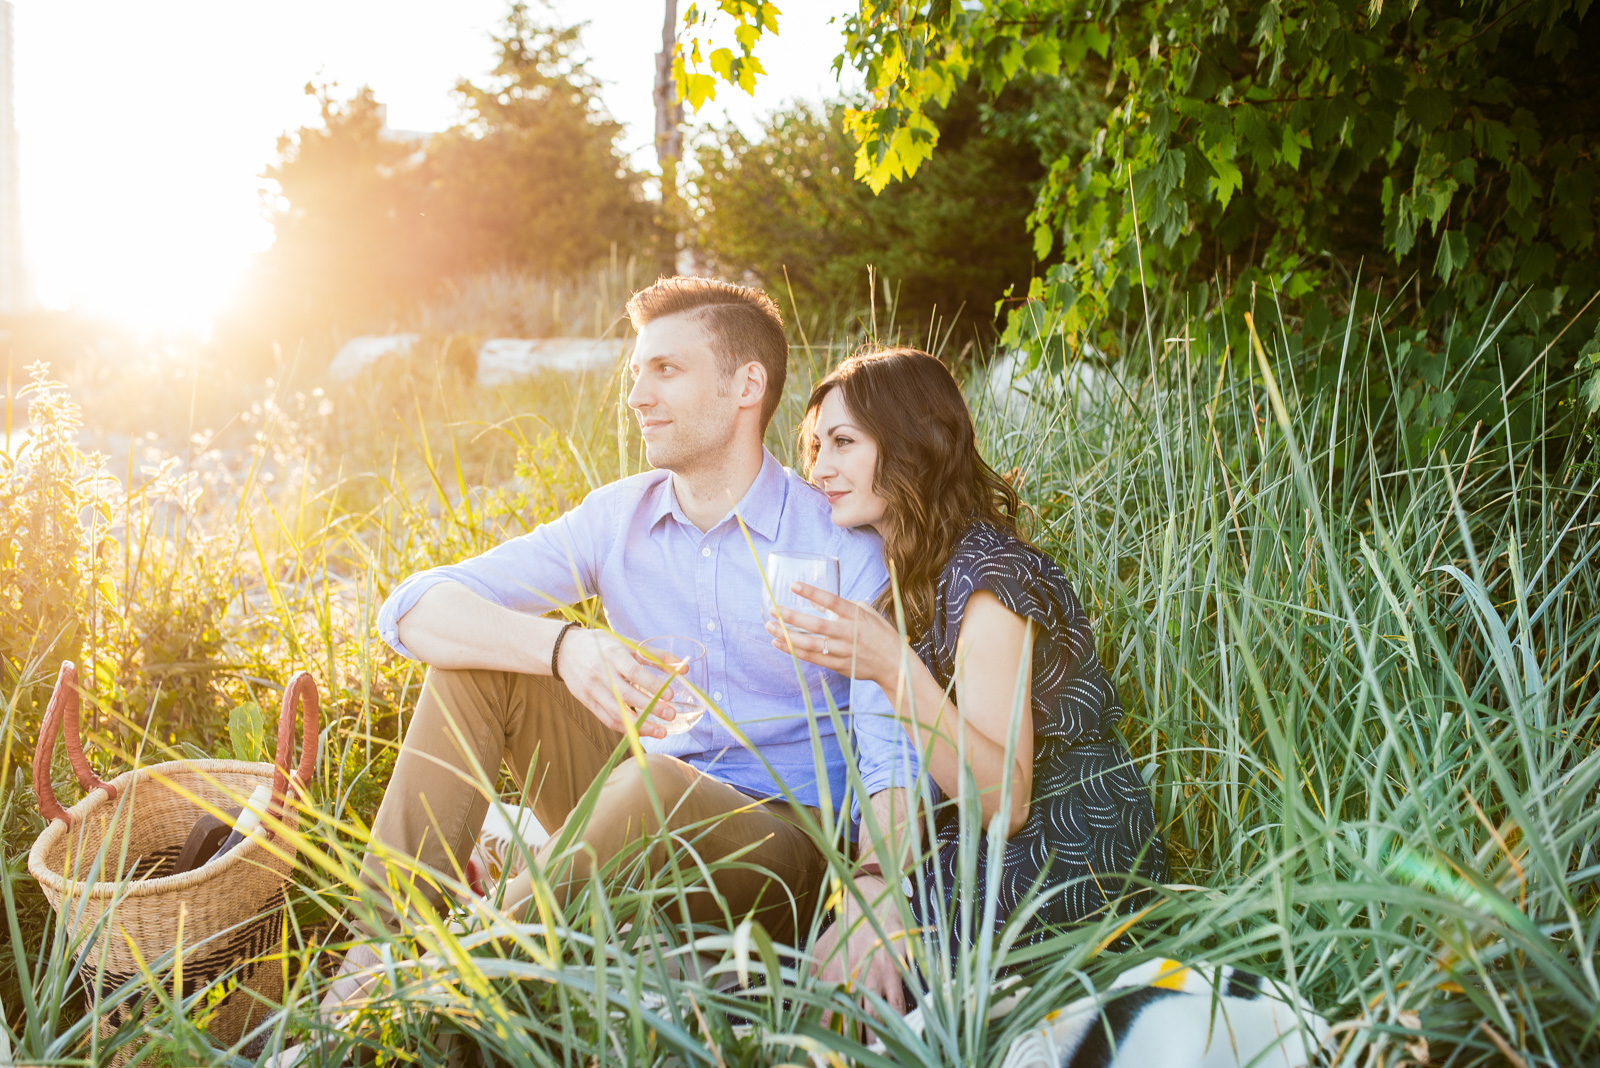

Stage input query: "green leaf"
[
  {"left": 1023, "top": 37, "right": 1061, "bottom": 76},
  {"left": 1084, "top": 22, "right": 1111, "bottom": 58},
  {"left": 1434, "top": 229, "right": 1469, "bottom": 283},
  {"left": 229, "top": 702, "right": 267, "bottom": 764},
  {"left": 1477, "top": 119, "right": 1514, "bottom": 164},
  {"left": 1281, "top": 125, "right": 1309, "bottom": 170},
  {"left": 1507, "top": 162, "right": 1539, "bottom": 214},
  {"left": 1583, "top": 366, "right": 1600, "bottom": 416},
  {"left": 1518, "top": 242, "right": 1555, "bottom": 286},
  {"left": 709, "top": 47, "right": 736, "bottom": 82},
  {"left": 1580, "top": 324, "right": 1600, "bottom": 414},
  {"left": 1207, "top": 148, "right": 1243, "bottom": 208},
  {"left": 1404, "top": 87, "right": 1454, "bottom": 132}
]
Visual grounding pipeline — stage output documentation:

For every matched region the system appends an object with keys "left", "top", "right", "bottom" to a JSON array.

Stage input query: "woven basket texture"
[{"left": 29, "top": 758, "right": 301, "bottom": 1052}]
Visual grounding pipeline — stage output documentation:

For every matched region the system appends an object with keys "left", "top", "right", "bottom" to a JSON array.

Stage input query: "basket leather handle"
[
  {"left": 33, "top": 661, "right": 118, "bottom": 827},
  {"left": 268, "top": 672, "right": 319, "bottom": 829}
]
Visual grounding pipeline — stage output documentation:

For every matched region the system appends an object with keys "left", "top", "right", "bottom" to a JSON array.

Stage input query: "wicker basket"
[{"left": 28, "top": 661, "right": 319, "bottom": 1055}]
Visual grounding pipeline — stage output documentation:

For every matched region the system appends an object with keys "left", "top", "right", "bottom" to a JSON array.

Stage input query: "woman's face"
[{"left": 809, "top": 388, "right": 888, "bottom": 532}]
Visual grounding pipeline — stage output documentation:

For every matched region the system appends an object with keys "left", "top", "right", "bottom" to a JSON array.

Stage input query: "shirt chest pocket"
[{"left": 738, "top": 620, "right": 818, "bottom": 698}]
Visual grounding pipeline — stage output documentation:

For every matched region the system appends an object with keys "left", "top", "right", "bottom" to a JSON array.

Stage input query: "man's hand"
[
  {"left": 556, "top": 629, "right": 681, "bottom": 739},
  {"left": 812, "top": 875, "right": 911, "bottom": 1024}
]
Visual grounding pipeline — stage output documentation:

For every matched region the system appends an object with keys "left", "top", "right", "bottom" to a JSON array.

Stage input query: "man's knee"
[
  {"left": 549, "top": 755, "right": 688, "bottom": 880},
  {"left": 594, "top": 753, "right": 694, "bottom": 825}
]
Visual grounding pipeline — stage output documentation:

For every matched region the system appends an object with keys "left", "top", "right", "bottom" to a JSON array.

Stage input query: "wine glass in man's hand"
[{"left": 632, "top": 635, "right": 709, "bottom": 734}]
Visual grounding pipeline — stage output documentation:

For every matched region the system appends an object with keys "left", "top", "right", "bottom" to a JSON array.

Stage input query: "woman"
[{"left": 767, "top": 347, "right": 1165, "bottom": 1002}]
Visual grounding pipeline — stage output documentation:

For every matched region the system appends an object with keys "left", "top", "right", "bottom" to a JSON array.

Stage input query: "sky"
[{"left": 10, "top": 0, "right": 857, "bottom": 333}]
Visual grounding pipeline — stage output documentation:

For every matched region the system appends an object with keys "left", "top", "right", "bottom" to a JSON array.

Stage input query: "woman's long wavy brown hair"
[{"left": 800, "top": 347, "right": 1022, "bottom": 639}]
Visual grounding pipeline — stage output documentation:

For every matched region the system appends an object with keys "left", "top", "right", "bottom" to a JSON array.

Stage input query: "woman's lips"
[{"left": 825, "top": 490, "right": 847, "bottom": 504}]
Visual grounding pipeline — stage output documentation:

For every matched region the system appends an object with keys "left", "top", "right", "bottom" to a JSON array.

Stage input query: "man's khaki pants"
[{"left": 358, "top": 667, "right": 828, "bottom": 943}]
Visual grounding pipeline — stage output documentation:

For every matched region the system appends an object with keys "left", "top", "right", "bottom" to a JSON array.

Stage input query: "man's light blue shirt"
[{"left": 376, "top": 450, "right": 919, "bottom": 818}]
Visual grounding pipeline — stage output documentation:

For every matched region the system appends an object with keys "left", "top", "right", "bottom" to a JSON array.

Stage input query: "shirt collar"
[
  {"left": 645, "top": 449, "right": 788, "bottom": 540},
  {"left": 732, "top": 450, "right": 786, "bottom": 540}
]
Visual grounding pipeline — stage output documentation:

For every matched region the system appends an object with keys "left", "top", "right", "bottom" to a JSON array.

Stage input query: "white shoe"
[
  {"left": 319, "top": 944, "right": 384, "bottom": 1022},
  {"left": 266, "top": 944, "right": 385, "bottom": 1068}
]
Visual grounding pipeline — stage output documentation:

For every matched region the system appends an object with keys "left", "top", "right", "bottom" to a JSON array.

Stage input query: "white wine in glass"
[{"left": 633, "top": 635, "right": 709, "bottom": 735}]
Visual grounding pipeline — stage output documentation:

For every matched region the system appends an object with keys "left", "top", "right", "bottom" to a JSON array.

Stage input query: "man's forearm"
[{"left": 395, "top": 582, "right": 568, "bottom": 674}]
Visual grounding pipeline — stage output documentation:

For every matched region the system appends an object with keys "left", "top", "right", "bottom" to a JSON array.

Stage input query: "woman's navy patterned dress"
[{"left": 911, "top": 521, "right": 1166, "bottom": 943}]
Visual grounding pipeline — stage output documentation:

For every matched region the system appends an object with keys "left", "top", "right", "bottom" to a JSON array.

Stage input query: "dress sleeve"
[{"left": 940, "top": 534, "right": 1062, "bottom": 656}]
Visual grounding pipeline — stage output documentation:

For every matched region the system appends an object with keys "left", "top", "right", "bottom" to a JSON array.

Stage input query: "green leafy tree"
[
  {"left": 253, "top": 85, "right": 423, "bottom": 340},
  {"left": 686, "top": 0, "right": 1599, "bottom": 366},
  {"left": 672, "top": 1, "right": 781, "bottom": 109},
  {"left": 240, "top": 3, "right": 654, "bottom": 354},
  {"left": 686, "top": 83, "right": 1066, "bottom": 334},
  {"left": 421, "top": 3, "right": 656, "bottom": 281}
]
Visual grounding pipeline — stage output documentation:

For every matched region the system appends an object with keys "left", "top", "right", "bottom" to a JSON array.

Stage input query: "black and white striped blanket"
[{"left": 881, "top": 958, "right": 1331, "bottom": 1068}]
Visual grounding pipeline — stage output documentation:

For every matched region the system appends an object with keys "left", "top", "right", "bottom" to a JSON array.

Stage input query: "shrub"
[
  {"left": 685, "top": 83, "right": 1061, "bottom": 338},
  {"left": 0, "top": 363, "right": 113, "bottom": 768}
]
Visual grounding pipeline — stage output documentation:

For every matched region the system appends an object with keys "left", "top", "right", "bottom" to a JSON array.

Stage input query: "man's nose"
[{"left": 626, "top": 374, "right": 649, "bottom": 411}]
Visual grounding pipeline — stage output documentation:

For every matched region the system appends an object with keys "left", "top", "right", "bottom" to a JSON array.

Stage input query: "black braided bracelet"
[{"left": 549, "top": 621, "right": 580, "bottom": 682}]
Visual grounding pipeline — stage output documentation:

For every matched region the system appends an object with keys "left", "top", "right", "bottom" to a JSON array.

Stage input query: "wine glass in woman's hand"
[
  {"left": 761, "top": 552, "right": 840, "bottom": 633},
  {"left": 764, "top": 583, "right": 906, "bottom": 686}
]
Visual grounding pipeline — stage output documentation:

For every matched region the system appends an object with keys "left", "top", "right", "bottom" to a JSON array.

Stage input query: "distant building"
[
  {"left": 375, "top": 103, "right": 432, "bottom": 148},
  {"left": 0, "top": 0, "right": 33, "bottom": 314}
]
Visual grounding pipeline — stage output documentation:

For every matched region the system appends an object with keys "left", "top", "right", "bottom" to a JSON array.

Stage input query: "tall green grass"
[{"left": 2, "top": 284, "right": 1596, "bottom": 1067}]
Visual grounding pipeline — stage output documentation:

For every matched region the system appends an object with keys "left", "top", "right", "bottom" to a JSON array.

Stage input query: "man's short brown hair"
[{"left": 625, "top": 276, "right": 788, "bottom": 430}]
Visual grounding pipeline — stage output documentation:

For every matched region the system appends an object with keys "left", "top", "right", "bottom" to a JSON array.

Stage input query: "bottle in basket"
[{"left": 215, "top": 783, "right": 273, "bottom": 858}]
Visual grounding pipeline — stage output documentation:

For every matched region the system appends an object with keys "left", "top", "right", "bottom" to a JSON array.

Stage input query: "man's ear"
[{"left": 736, "top": 360, "right": 767, "bottom": 412}]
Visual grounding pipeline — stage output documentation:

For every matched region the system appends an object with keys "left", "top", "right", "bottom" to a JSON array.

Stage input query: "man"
[{"left": 330, "top": 277, "right": 917, "bottom": 1002}]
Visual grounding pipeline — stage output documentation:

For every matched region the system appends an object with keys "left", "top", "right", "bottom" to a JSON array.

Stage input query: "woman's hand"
[
  {"left": 811, "top": 874, "right": 910, "bottom": 1026},
  {"left": 765, "top": 583, "right": 907, "bottom": 688}
]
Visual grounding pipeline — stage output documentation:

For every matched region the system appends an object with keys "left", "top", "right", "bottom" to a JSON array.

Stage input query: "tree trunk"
[{"left": 654, "top": 0, "right": 683, "bottom": 270}]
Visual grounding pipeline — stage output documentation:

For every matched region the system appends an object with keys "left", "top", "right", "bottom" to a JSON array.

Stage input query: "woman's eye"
[{"left": 834, "top": 436, "right": 853, "bottom": 447}]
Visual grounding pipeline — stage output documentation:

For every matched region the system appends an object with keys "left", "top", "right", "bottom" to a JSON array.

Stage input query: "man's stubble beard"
[{"left": 643, "top": 407, "right": 741, "bottom": 477}]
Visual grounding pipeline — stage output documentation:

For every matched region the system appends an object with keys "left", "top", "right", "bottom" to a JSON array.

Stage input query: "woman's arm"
[
  {"left": 810, "top": 786, "right": 918, "bottom": 1016},
  {"left": 794, "top": 592, "right": 1035, "bottom": 1010},
  {"left": 769, "top": 586, "right": 1035, "bottom": 835}
]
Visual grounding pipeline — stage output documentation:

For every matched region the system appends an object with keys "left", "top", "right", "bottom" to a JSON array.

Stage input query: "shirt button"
[
  {"left": 705, "top": 620, "right": 716, "bottom": 632},
  {"left": 701, "top": 547, "right": 711, "bottom": 557},
  {"left": 713, "top": 691, "right": 723, "bottom": 702}
]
